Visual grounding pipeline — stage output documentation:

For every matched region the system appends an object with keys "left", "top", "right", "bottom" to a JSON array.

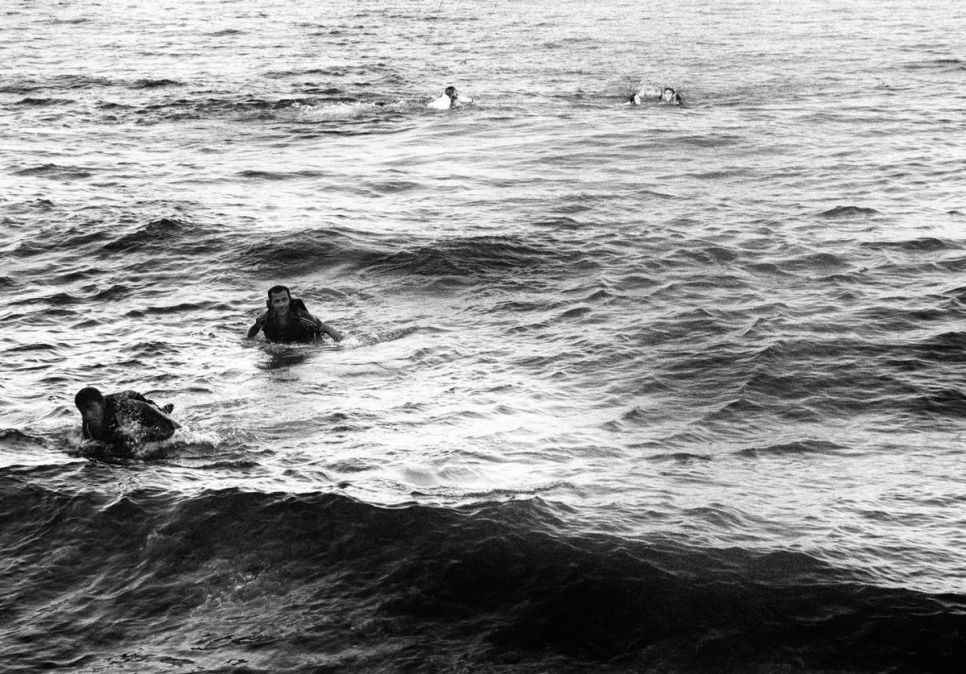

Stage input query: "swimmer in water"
[
  {"left": 247, "top": 284, "right": 343, "bottom": 344},
  {"left": 75, "top": 387, "right": 180, "bottom": 445},
  {"left": 661, "top": 87, "right": 682, "bottom": 105},
  {"left": 427, "top": 85, "right": 472, "bottom": 110},
  {"left": 629, "top": 86, "right": 682, "bottom": 106}
]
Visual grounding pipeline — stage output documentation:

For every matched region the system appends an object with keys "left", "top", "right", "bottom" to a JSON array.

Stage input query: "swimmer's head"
[
  {"left": 629, "top": 93, "right": 642, "bottom": 105},
  {"left": 661, "top": 87, "right": 678, "bottom": 103},
  {"left": 75, "top": 386, "right": 104, "bottom": 412},
  {"left": 267, "top": 285, "right": 292, "bottom": 312},
  {"left": 267, "top": 285, "right": 291, "bottom": 300},
  {"left": 444, "top": 86, "right": 458, "bottom": 100}
]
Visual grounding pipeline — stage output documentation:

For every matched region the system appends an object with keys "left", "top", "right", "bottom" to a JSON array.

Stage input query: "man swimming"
[
  {"left": 661, "top": 87, "right": 682, "bottom": 105},
  {"left": 75, "top": 387, "right": 179, "bottom": 445},
  {"left": 628, "top": 86, "right": 682, "bottom": 106},
  {"left": 427, "top": 86, "right": 472, "bottom": 110},
  {"left": 246, "top": 284, "right": 343, "bottom": 344}
]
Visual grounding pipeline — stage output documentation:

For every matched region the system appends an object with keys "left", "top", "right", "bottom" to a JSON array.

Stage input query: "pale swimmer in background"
[
  {"left": 629, "top": 86, "right": 683, "bottom": 106},
  {"left": 427, "top": 85, "right": 473, "bottom": 110},
  {"left": 74, "top": 387, "right": 180, "bottom": 446},
  {"left": 661, "top": 87, "right": 682, "bottom": 105}
]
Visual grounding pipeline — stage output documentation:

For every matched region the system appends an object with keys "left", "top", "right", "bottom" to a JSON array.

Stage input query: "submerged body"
[{"left": 75, "top": 387, "right": 179, "bottom": 445}]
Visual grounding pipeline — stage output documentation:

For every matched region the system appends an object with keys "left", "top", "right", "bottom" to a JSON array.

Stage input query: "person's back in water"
[{"left": 75, "top": 387, "right": 179, "bottom": 445}]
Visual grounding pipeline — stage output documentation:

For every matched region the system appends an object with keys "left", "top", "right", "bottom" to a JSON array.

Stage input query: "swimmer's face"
[
  {"left": 661, "top": 88, "right": 675, "bottom": 103},
  {"left": 269, "top": 290, "right": 291, "bottom": 314},
  {"left": 80, "top": 400, "right": 104, "bottom": 423}
]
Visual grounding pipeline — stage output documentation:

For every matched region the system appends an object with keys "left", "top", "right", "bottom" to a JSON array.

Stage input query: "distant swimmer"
[
  {"left": 661, "top": 87, "right": 682, "bottom": 105},
  {"left": 427, "top": 85, "right": 473, "bottom": 110},
  {"left": 629, "top": 86, "right": 682, "bottom": 106},
  {"left": 75, "top": 387, "right": 180, "bottom": 445},
  {"left": 246, "top": 284, "right": 343, "bottom": 344}
]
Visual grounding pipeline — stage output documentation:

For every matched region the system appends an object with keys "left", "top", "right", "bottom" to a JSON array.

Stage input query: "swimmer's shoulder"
[{"left": 113, "top": 390, "right": 146, "bottom": 403}]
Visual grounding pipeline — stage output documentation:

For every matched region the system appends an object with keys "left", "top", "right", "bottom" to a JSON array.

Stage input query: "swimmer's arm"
[
  {"left": 298, "top": 311, "right": 323, "bottom": 333},
  {"left": 247, "top": 311, "right": 268, "bottom": 339},
  {"left": 299, "top": 311, "right": 342, "bottom": 342},
  {"left": 318, "top": 322, "right": 344, "bottom": 342},
  {"left": 298, "top": 312, "right": 343, "bottom": 342}
]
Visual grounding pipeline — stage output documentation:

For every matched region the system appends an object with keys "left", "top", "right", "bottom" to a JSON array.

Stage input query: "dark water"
[
  {"left": 3, "top": 472, "right": 963, "bottom": 673},
  {"left": 2, "top": 0, "right": 966, "bottom": 671}
]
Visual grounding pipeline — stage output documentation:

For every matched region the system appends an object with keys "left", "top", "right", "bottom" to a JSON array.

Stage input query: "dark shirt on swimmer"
[{"left": 247, "top": 298, "right": 343, "bottom": 344}]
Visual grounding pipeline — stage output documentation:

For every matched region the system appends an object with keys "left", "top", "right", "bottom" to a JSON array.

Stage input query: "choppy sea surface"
[{"left": 2, "top": 0, "right": 966, "bottom": 671}]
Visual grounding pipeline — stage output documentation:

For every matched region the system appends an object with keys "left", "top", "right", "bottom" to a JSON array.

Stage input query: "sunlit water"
[{"left": 2, "top": 0, "right": 965, "bottom": 671}]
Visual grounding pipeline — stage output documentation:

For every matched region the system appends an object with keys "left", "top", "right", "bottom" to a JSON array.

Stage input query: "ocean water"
[{"left": 2, "top": 0, "right": 965, "bottom": 671}]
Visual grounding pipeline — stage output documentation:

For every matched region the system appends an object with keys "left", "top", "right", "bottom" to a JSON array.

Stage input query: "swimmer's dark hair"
[
  {"left": 267, "top": 285, "right": 291, "bottom": 300},
  {"left": 444, "top": 86, "right": 457, "bottom": 98},
  {"left": 75, "top": 386, "right": 103, "bottom": 409}
]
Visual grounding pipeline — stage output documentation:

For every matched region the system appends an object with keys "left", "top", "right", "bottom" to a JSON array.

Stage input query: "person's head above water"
[
  {"left": 74, "top": 386, "right": 110, "bottom": 439},
  {"left": 266, "top": 285, "right": 292, "bottom": 312},
  {"left": 75, "top": 386, "right": 104, "bottom": 413},
  {"left": 629, "top": 93, "right": 642, "bottom": 105},
  {"left": 444, "top": 86, "right": 458, "bottom": 100},
  {"left": 661, "top": 87, "right": 680, "bottom": 104}
]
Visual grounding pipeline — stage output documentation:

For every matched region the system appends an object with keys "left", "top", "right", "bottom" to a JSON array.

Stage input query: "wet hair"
[
  {"left": 267, "top": 285, "right": 291, "bottom": 301},
  {"left": 75, "top": 386, "right": 104, "bottom": 410},
  {"left": 444, "top": 86, "right": 457, "bottom": 98}
]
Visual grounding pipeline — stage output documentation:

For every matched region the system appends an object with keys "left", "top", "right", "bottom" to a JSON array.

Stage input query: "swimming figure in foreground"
[
  {"left": 246, "top": 284, "right": 343, "bottom": 344},
  {"left": 427, "top": 86, "right": 473, "bottom": 110},
  {"left": 75, "top": 387, "right": 180, "bottom": 445},
  {"left": 629, "top": 86, "right": 682, "bottom": 106}
]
